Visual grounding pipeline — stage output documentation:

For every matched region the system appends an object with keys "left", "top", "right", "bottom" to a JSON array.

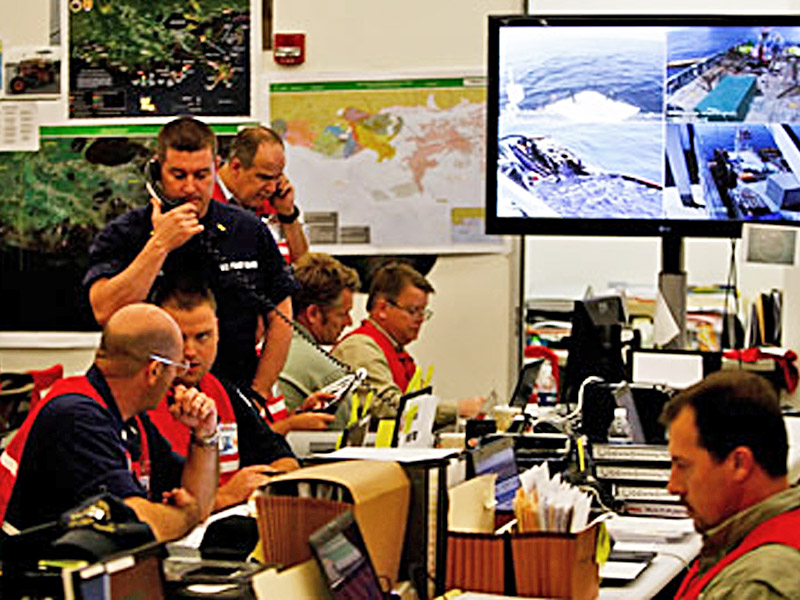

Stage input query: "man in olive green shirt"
[
  {"left": 278, "top": 253, "right": 360, "bottom": 429},
  {"left": 664, "top": 370, "right": 800, "bottom": 600}
]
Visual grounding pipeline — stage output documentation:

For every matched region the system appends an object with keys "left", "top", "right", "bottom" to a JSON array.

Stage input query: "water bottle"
[
  {"left": 534, "top": 361, "right": 557, "bottom": 405},
  {"left": 607, "top": 407, "right": 634, "bottom": 444}
]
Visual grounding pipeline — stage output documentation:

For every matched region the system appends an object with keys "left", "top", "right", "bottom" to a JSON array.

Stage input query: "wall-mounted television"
[{"left": 487, "top": 15, "right": 800, "bottom": 238}]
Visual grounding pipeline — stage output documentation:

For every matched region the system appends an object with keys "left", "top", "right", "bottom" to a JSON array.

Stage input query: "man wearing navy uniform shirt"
[{"left": 83, "top": 117, "right": 295, "bottom": 399}]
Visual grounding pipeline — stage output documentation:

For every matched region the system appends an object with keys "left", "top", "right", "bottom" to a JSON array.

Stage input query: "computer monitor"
[
  {"left": 309, "top": 510, "right": 386, "bottom": 600},
  {"left": 470, "top": 437, "right": 522, "bottom": 512},
  {"left": 630, "top": 348, "right": 722, "bottom": 389},
  {"left": 486, "top": 15, "right": 800, "bottom": 238},
  {"left": 562, "top": 295, "right": 627, "bottom": 405}
]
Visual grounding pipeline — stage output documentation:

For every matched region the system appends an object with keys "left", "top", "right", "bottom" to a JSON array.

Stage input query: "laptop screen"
[
  {"left": 510, "top": 359, "right": 543, "bottom": 408},
  {"left": 471, "top": 437, "right": 521, "bottom": 512},
  {"left": 613, "top": 383, "right": 646, "bottom": 444},
  {"left": 309, "top": 510, "right": 385, "bottom": 600}
]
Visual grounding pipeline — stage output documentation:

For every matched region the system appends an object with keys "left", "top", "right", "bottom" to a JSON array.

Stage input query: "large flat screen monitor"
[{"left": 487, "top": 15, "right": 800, "bottom": 237}]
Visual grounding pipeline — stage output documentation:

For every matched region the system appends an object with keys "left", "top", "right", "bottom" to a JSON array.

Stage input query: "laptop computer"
[
  {"left": 509, "top": 359, "right": 544, "bottom": 408},
  {"left": 308, "top": 510, "right": 386, "bottom": 600},
  {"left": 470, "top": 437, "right": 522, "bottom": 512}
]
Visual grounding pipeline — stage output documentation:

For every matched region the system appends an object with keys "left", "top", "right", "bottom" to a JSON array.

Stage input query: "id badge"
[{"left": 218, "top": 422, "right": 238, "bottom": 456}]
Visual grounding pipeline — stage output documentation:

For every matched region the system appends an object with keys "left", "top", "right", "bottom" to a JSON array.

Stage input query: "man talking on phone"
[
  {"left": 214, "top": 126, "right": 308, "bottom": 264},
  {"left": 83, "top": 116, "right": 296, "bottom": 401}
]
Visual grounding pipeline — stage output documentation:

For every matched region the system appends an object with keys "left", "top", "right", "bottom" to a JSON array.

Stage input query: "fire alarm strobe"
[{"left": 274, "top": 33, "right": 305, "bottom": 66}]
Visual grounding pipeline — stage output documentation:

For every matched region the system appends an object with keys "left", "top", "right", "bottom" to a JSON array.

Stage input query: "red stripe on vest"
[
  {"left": 0, "top": 376, "right": 150, "bottom": 524},
  {"left": 676, "top": 506, "right": 800, "bottom": 600},
  {"left": 338, "top": 320, "right": 417, "bottom": 393},
  {"left": 148, "top": 373, "right": 240, "bottom": 486}
]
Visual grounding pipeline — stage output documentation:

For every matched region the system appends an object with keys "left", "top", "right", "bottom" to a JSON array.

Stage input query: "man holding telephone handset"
[
  {"left": 214, "top": 126, "right": 309, "bottom": 264},
  {"left": 83, "top": 117, "right": 296, "bottom": 402}
]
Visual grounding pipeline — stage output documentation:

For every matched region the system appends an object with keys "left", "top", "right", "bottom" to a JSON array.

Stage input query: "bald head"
[{"left": 97, "top": 304, "right": 183, "bottom": 376}]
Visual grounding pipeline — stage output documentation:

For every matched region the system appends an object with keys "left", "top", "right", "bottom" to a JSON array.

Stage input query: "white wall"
[
  {"left": 7, "top": 0, "right": 799, "bottom": 402},
  {"left": 0, "top": 0, "right": 522, "bottom": 404}
]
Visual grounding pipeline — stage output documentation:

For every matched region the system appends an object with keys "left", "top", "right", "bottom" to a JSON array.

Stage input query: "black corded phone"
[
  {"left": 144, "top": 158, "right": 186, "bottom": 212},
  {"left": 143, "top": 159, "right": 379, "bottom": 412}
]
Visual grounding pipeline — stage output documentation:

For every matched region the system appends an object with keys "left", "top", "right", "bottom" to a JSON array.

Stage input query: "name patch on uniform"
[{"left": 219, "top": 260, "right": 258, "bottom": 272}]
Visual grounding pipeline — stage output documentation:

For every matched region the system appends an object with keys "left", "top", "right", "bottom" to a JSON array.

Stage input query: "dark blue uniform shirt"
[
  {"left": 83, "top": 200, "right": 296, "bottom": 388},
  {"left": 5, "top": 365, "right": 183, "bottom": 532}
]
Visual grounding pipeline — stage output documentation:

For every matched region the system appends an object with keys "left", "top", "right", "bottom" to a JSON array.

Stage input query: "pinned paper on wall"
[
  {"left": 0, "top": 102, "right": 38, "bottom": 151},
  {"left": 2, "top": 45, "right": 61, "bottom": 98},
  {"left": 745, "top": 224, "right": 797, "bottom": 266}
]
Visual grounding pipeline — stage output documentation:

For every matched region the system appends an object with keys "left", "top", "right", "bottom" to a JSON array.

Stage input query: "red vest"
[
  {"left": 676, "top": 506, "right": 800, "bottom": 600},
  {"left": 147, "top": 373, "right": 239, "bottom": 485},
  {"left": 339, "top": 320, "right": 417, "bottom": 393},
  {"left": 0, "top": 376, "right": 150, "bottom": 525},
  {"left": 148, "top": 373, "right": 240, "bottom": 486}
]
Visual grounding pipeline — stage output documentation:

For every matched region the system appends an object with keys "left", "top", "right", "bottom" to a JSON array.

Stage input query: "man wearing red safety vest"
[
  {"left": 213, "top": 125, "right": 308, "bottom": 265},
  {"left": 0, "top": 304, "right": 219, "bottom": 542},
  {"left": 148, "top": 282, "right": 304, "bottom": 510},
  {"left": 665, "top": 370, "right": 800, "bottom": 599},
  {"left": 332, "top": 261, "right": 482, "bottom": 426}
]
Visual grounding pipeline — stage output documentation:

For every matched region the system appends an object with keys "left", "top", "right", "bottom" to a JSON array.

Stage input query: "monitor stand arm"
[{"left": 656, "top": 234, "right": 687, "bottom": 349}]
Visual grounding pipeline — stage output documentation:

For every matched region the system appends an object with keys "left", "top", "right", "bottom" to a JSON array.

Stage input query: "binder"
[{"left": 399, "top": 457, "right": 449, "bottom": 600}]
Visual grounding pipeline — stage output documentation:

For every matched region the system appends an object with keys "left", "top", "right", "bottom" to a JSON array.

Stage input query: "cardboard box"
[
  {"left": 445, "top": 476, "right": 600, "bottom": 600},
  {"left": 446, "top": 525, "right": 600, "bottom": 599},
  {"left": 253, "top": 460, "right": 410, "bottom": 584}
]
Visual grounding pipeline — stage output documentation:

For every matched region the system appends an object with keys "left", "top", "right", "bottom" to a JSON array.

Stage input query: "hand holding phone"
[
  {"left": 150, "top": 197, "right": 205, "bottom": 253},
  {"left": 269, "top": 174, "right": 296, "bottom": 216},
  {"left": 309, "top": 368, "right": 367, "bottom": 414}
]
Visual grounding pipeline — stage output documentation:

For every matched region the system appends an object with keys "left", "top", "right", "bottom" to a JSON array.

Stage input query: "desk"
[{"left": 600, "top": 516, "right": 700, "bottom": 600}]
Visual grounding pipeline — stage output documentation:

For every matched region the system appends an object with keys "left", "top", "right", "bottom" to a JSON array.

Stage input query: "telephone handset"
[
  {"left": 144, "top": 158, "right": 186, "bottom": 212},
  {"left": 311, "top": 368, "right": 367, "bottom": 414}
]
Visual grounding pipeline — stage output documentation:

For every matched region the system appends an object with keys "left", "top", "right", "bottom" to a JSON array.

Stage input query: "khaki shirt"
[
  {"left": 332, "top": 319, "right": 457, "bottom": 425},
  {"left": 695, "top": 485, "right": 800, "bottom": 599}
]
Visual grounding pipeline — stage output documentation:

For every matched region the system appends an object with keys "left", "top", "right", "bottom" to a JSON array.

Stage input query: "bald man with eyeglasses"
[
  {"left": 332, "top": 261, "right": 483, "bottom": 426},
  {"left": 0, "top": 304, "right": 218, "bottom": 542}
]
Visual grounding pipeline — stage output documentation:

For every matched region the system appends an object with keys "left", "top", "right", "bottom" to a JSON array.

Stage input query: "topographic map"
[
  {"left": 69, "top": 0, "right": 250, "bottom": 117},
  {"left": 269, "top": 76, "right": 502, "bottom": 251}
]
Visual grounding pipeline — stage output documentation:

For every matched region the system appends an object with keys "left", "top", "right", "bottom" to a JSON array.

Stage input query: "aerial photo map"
[
  {"left": 0, "top": 127, "right": 239, "bottom": 330},
  {"left": 68, "top": 0, "right": 250, "bottom": 118}
]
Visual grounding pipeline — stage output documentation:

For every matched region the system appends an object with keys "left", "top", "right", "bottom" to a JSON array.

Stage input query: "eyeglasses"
[
  {"left": 387, "top": 299, "right": 433, "bottom": 321},
  {"left": 149, "top": 354, "right": 190, "bottom": 375}
]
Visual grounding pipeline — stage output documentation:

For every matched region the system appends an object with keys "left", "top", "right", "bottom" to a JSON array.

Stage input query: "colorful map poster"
[
  {"left": 68, "top": 0, "right": 250, "bottom": 118},
  {"left": 269, "top": 75, "right": 504, "bottom": 252}
]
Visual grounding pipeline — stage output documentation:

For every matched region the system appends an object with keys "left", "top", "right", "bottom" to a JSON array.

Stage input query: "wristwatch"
[
  {"left": 191, "top": 428, "right": 220, "bottom": 449},
  {"left": 276, "top": 205, "right": 301, "bottom": 224}
]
